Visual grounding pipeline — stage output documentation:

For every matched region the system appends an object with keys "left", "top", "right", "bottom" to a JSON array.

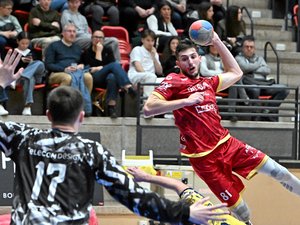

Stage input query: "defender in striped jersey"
[{"left": 0, "top": 49, "right": 229, "bottom": 225}]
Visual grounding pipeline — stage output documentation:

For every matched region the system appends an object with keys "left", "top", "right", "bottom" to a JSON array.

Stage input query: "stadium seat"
[
  {"left": 101, "top": 25, "right": 130, "bottom": 43},
  {"left": 12, "top": 10, "right": 29, "bottom": 28}
]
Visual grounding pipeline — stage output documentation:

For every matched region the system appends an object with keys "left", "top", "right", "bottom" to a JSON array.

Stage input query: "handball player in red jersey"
[
  {"left": 143, "top": 32, "right": 300, "bottom": 225},
  {"left": 0, "top": 49, "right": 230, "bottom": 225}
]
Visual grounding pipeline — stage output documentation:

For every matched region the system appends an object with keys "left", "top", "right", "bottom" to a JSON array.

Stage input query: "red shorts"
[{"left": 189, "top": 136, "right": 268, "bottom": 207}]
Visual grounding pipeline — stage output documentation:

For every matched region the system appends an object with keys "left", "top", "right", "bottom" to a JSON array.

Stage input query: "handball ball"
[{"left": 189, "top": 20, "right": 214, "bottom": 46}]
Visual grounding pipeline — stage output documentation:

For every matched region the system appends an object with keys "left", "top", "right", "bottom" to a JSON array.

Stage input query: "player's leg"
[{"left": 258, "top": 157, "right": 300, "bottom": 196}]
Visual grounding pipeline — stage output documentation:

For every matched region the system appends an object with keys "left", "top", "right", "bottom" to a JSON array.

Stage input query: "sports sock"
[{"left": 259, "top": 158, "right": 300, "bottom": 196}]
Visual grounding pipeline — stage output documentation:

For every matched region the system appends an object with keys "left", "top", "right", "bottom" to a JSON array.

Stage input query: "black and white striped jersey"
[{"left": 0, "top": 121, "right": 190, "bottom": 225}]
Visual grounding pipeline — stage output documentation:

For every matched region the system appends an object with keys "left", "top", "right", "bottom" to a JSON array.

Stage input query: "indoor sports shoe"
[
  {"left": 0, "top": 104, "right": 8, "bottom": 116},
  {"left": 22, "top": 107, "right": 32, "bottom": 116}
]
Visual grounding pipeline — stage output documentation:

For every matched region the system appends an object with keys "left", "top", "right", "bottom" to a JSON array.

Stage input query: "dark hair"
[
  {"left": 141, "top": 29, "right": 156, "bottom": 40},
  {"left": 157, "top": 0, "right": 172, "bottom": 12},
  {"left": 161, "top": 36, "right": 180, "bottom": 62},
  {"left": 225, "top": 5, "right": 244, "bottom": 37},
  {"left": 198, "top": 1, "right": 213, "bottom": 23},
  {"left": 17, "top": 31, "right": 30, "bottom": 41},
  {"left": 47, "top": 86, "right": 84, "bottom": 125},
  {"left": 175, "top": 38, "right": 197, "bottom": 58},
  {"left": 242, "top": 35, "right": 255, "bottom": 44}
]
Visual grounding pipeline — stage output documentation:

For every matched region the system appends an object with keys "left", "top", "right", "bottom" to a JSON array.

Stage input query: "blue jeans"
[
  {"left": 21, "top": 60, "right": 45, "bottom": 105},
  {"left": 92, "top": 62, "right": 131, "bottom": 102}
]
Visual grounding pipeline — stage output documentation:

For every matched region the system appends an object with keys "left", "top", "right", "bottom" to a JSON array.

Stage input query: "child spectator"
[
  {"left": 128, "top": 29, "right": 162, "bottom": 97},
  {"left": 160, "top": 36, "right": 180, "bottom": 75},
  {"left": 0, "top": 31, "right": 45, "bottom": 116}
]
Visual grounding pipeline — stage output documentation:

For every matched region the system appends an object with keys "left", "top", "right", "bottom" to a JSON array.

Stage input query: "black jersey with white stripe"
[{"left": 0, "top": 121, "right": 190, "bottom": 225}]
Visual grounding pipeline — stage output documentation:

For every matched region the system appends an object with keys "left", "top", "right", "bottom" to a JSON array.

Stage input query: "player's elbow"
[
  {"left": 234, "top": 68, "right": 243, "bottom": 80},
  {"left": 143, "top": 103, "right": 154, "bottom": 117}
]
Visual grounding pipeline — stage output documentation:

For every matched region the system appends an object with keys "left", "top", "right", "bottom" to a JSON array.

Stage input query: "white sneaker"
[
  {"left": 22, "top": 107, "right": 31, "bottom": 116},
  {"left": 0, "top": 105, "right": 8, "bottom": 116}
]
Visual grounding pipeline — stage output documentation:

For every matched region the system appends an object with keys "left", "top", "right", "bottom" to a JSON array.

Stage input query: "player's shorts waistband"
[{"left": 180, "top": 133, "right": 231, "bottom": 158}]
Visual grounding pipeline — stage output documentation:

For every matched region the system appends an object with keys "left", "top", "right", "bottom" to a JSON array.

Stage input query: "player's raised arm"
[
  {"left": 144, "top": 92, "right": 205, "bottom": 117},
  {"left": 210, "top": 32, "right": 243, "bottom": 91}
]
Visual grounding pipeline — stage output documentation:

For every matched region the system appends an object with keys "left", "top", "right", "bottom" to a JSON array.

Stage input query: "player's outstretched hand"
[
  {"left": 189, "top": 197, "right": 229, "bottom": 225},
  {"left": 0, "top": 49, "right": 23, "bottom": 88},
  {"left": 127, "top": 166, "right": 150, "bottom": 182}
]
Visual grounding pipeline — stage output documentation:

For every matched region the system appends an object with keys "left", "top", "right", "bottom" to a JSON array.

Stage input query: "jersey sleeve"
[
  {"left": 0, "top": 121, "right": 29, "bottom": 157},
  {"left": 210, "top": 75, "right": 221, "bottom": 93},
  {"left": 93, "top": 143, "right": 190, "bottom": 224}
]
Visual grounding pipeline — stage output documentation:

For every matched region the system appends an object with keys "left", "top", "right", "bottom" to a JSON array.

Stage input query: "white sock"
[{"left": 259, "top": 158, "right": 300, "bottom": 196}]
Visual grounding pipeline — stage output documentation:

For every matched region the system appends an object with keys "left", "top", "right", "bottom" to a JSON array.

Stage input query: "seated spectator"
[
  {"left": 0, "top": 32, "right": 45, "bottom": 116},
  {"left": 118, "top": 0, "right": 156, "bottom": 41},
  {"left": 0, "top": 0, "right": 22, "bottom": 59},
  {"left": 145, "top": 0, "right": 178, "bottom": 53},
  {"left": 81, "top": 30, "right": 136, "bottom": 118},
  {"left": 28, "top": 0, "right": 61, "bottom": 58},
  {"left": 201, "top": 44, "right": 248, "bottom": 122},
  {"left": 128, "top": 29, "right": 162, "bottom": 97},
  {"left": 167, "top": 0, "right": 187, "bottom": 29},
  {"left": 61, "top": 0, "right": 120, "bottom": 61},
  {"left": 80, "top": 0, "right": 119, "bottom": 31},
  {"left": 160, "top": 36, "right": 180, "bottom": 75},
  {"left": 215, "top": 5, "right": 245, "bottom": 56},
  {"left": 210, "top": 0, "right": 226, "bottom": 27},
  {"left": 45, "top": 23, "right": 93, "bottom": 116},
  {"left": 235, "top": 35, "right": 290, "bottom": 122}
]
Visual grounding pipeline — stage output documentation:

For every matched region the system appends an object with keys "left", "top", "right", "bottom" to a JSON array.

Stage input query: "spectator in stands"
[
  {"left": 61, "top": 0, "right": 120, "bottom": 62},
  {"left": 80, "top": 0, "right": 119, "bottom": 31},
  {"left": 128, "top": 29, "right": 162, "bottom": 98},
  {"left": 183, "top": 1, "right": 214, "bottom": 41},
  {"left": 81, "top": 30, "right": 136, "bottom": 118},
  {"left": 0, "top": 0, "right": 22, "bottom": 59},
  {"left": 167, "top": 0, "right": 187, "bottom": 29},
  {"left": 118, "top": 0, "right": 156, "bottom": 41},
  {"left": 210, "top": 0, "right": 226, "bottom": 28},
  {"left": 0, "top": 31, "right": 45, "bottom": 116},
  {"left": 235, "top": 35, "right": 290, "bottom": 122},
  {"left": 160, "top": 36, "right": 180, "bottom": 75},
  {"left": 201, "top": 44, "right": 248, "bottom": 122},
  {"left": 146, "top": 0, "right": 178, "bottom": 53},
  {"left": 28, "top": 0, "right": 61, "bottom": 58},
  {"left": 215, "top": 5, "right": 245, "bottom": 56},
  {"left": 45, "top": 23, "right": 93, "bottom": 116}
]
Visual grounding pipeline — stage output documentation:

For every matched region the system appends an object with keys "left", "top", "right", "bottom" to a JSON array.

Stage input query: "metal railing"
[
  {"left": 264, "top": 41, "right": 280, "bottom": 83},
  {"left": 241, "top": 6, "right": 254, "bottom": 36}
]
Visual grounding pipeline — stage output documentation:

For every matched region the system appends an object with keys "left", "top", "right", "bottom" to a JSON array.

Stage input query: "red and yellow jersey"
[{"left": 153, "top": 73, "right": 230, "bottom": 157}]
